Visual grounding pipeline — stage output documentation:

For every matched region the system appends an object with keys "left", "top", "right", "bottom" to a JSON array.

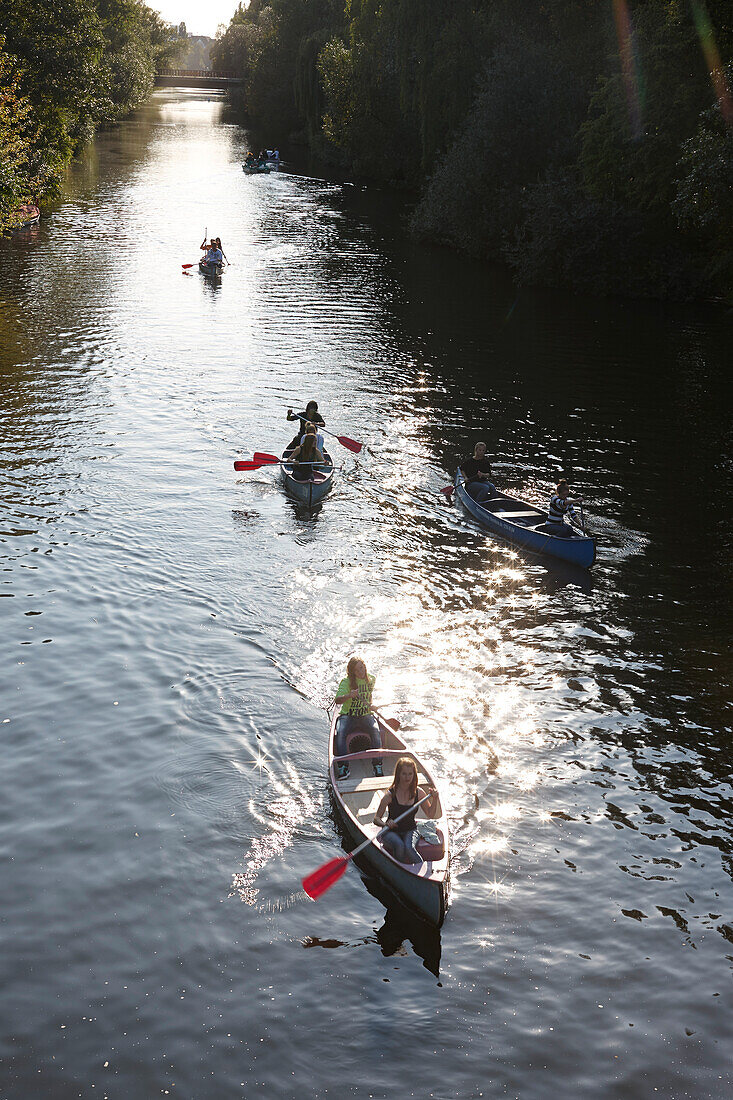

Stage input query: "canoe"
[
  {"left": 199, "top": 259, "right": 223, "bottom": 278},
  {"left": 281, "top": 445, "right": 334, "bottom": 508},
  {"left": 10, "top": 205, "right": 40, "bottom": 231},
  {"left": 242, "top": 163, "right": 271, "bottom": 174},
  {"left": 329, "top": 711, "right": 450, "bottom": 927},
  {"left": 455, "top": 470, "right": 596, "bottom": 569}
]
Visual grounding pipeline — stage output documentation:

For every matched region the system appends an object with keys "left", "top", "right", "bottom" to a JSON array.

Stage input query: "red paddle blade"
[
  {"left": 182, "top": 263, "right": 194, "bottom": 269},
  {"left": 440, "top": 485, "right": 455, "bottom": 498},
  {"left": 253, "top": 452, "right": 280, "bottom": 462},
  {"left": 302, "top": 856, "right": 349, "bottom": 900},
  {"left": 337, "top": 435, "right": 362, "bottom": 454}
]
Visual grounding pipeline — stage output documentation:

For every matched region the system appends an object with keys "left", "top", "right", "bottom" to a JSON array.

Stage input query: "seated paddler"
[
  {"left": 334, "top": 657, "right": 382, "bottom": 780},
  {"left": 200, "top": 237, "right": 223, "bottom": 267},
  {"left": 374, "top": 757, "right": 438, "bottom": 865},
  {"left": 287, "top": 424, "right": 327, "bottom": 480},
  {"left": 542, "top": 479, "right": 583, "bottom": 538},
  {"left": 460, "top": 442, "right": 496, "bottom": 503},
  {"left": 287, "top": 400, "right": 325, "bottom": 449}
]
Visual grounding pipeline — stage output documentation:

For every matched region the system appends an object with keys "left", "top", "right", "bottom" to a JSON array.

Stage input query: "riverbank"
[
  {"left": 0, "top": 5, "right": 182, "bottom": 233},
  {"left": 214, "top": 0, "right": 733, "bottom": 303}
]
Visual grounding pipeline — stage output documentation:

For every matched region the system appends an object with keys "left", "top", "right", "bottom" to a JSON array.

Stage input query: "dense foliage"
[
  {"left": 216, "top": 0, "right": 732, "bottom": 299},
  {"left": 0, "top": 1, "right": 181, "bottom": 230}
]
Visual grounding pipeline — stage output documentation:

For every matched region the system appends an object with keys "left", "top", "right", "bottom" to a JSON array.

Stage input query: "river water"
[{"left": 1, "top": 91, "right": 732, "bottom": 1099}]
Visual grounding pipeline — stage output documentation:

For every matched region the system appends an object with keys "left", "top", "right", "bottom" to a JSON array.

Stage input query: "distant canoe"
[
  {"left": 198, "top": 259, "right": 223, "bottom": 278},
  {"left": 242, "top": 163, "right": 271, "bottom": 174},
  {"left": 329, "top": 711, "right": 450, "bottom": 927},
  {"left": 9, "top": 204, "right": 40, "bottom": 231},
  {"left": 455, "top": 470, "right": 596, "bottom": 568},
  {"left": 281, "top": 445, "right": 334, "bottom": 508}
]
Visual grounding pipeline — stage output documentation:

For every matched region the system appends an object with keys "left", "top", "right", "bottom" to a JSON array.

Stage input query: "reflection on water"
[{"left": 0, "top": 90, "right": 732, "bottom": 1099}]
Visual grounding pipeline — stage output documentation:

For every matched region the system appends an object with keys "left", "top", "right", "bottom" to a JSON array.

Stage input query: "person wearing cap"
[{"left": 460, "top": 442, "right": 496, "bottom": 504}]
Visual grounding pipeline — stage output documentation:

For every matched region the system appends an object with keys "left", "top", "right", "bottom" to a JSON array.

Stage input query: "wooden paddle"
[{"left": 302, "top": 792, "right": 433, "bottom": 901}]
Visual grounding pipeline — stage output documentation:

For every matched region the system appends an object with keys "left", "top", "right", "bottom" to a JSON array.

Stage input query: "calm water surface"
[{"left": 1, "top": 92, "right": 732, "bottom": 1100}]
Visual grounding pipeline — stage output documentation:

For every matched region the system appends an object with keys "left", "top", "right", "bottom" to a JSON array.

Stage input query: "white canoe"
[{"left": 328, "top": 711, "right": 450, "bottom": 926}]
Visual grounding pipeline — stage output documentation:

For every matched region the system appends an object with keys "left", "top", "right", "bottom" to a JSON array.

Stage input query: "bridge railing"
[{"left": 158, "top": 69, "right": 238, "bottom": 79}]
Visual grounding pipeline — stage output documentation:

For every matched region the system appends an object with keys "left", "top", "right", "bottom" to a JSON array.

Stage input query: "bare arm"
[
  {"left": 334, "top": 687, "right": 359, "bottom": 705},
  {"left": 417, "top": 785, "right": 439, "bottom": 818},
  {"left": 374, "top": 792, "right": 392, "bottom": 827}
]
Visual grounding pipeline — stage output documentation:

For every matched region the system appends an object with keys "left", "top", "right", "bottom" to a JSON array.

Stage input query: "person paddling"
[
  {"left": 374, "top": 758, "right": 438, "bottom": 864},
  {"left": 334, "top": 657, "right": 382, "bottom": 780},
  {"left": 287, "top": 401, "right": 324, "bottom": 449},
  {"left": 288, "top": 424, "right": 326, "bottom": 481},
  {"left": 215, "top": 237, "right": 229, "bottom": 265},
  {"left": 460, "top": 442, "right": 496, "bottom": 504},
  {"left": 200, "top": 236, "right": 223, "bottom": 268},
  {"left": 543, "top": 479, "right": 583, "bottom": 537}
]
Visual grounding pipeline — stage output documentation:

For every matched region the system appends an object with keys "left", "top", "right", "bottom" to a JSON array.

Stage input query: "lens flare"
[
  {"left": 690, "top": 0, "right": 733, "bottom": 127},
  {"left": 613, "top": 0, "right": 644, "bottom": 139}
]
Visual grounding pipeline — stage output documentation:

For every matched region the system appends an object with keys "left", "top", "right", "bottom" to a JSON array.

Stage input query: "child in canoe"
[{"left": 543, "top": 479, "right": 583, "bottom": 537}]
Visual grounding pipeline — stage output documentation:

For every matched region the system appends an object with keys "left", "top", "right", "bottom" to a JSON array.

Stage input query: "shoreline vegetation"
[
  {"left": 0, "top": 1, "right": 183, "bottom": 233},
  {"left": 213, "top": 0, "right": 732, "bottom": 302}
]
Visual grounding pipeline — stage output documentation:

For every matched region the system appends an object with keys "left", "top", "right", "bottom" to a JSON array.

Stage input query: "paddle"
[
  {"left": 302, "top": 792, "right": 433, "bottom": 901},
  {"left": 371, "top": 708, "right": 401, "bottom": 731},
  {"left": 234, "top": 457, "right": 331, "bottom": 471},
  {"left": 288, "top": 411, "right": 363, "bottom": 454}
]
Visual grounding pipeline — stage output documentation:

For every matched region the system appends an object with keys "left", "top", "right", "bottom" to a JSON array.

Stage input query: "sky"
[{"left": 151, "top": 1, "right": 240, "bottom": 39}]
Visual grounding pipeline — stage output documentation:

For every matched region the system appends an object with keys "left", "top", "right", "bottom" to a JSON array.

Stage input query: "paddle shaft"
[{"left": 287, "top": 411, "right": 362, "bottom": 452}]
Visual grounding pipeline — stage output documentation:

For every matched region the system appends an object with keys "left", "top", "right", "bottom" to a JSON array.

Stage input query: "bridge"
[{"left": 155, "top": 69, "right": 243, "bottom": 90}]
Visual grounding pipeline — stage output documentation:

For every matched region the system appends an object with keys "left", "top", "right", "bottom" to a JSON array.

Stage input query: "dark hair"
[
  {"left": 305, "top": 401, "right": 319, "bottom": 416},
  {"left": 557, "top": 479, "right": 569, "bottom": 493},
  {"left": 391, "top": 757, "right": 418, "bottom": 800}
]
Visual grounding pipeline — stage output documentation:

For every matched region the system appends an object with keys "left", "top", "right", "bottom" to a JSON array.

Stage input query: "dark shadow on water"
[{"left": 328, "top": 790, "right": 443, "bottom": 977}]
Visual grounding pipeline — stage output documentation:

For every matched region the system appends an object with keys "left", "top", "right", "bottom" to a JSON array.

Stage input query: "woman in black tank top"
[{"left": 374, "top": 757, "right": 438, "bottom": 865}]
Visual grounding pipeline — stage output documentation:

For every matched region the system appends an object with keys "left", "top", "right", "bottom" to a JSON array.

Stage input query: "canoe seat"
[
  {"left": 345, "top": 731, "right": 376, "bottom": 754},
  {"left": 337, "top": 775, "right": 388, "bottom": 795},
  {"left": 490, "top": 510, "right": 545, "bottom": 520},
  {"left": 413, "top": 830, "right": 446, "bottom": 862}
]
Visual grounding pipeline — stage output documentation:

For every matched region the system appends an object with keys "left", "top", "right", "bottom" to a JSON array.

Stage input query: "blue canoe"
[
  {"left": 242, "top": 163, "right": 271, "bottom": 174},
  {"left": 281, "top": 445, "right": 334, "bottom": 508},
  {"left": 455, "top": 470, "right": 596, "bottom": 569}
]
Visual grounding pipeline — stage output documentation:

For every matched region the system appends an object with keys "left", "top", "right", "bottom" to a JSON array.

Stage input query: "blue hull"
[
  {"left": 281, "top": 447, "right": 334, "bottom": 508},
  {"left": 455, "top": 473, "right": 596, "bottom": 569}
]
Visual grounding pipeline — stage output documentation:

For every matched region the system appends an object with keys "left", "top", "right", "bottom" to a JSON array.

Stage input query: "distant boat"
[
  {"left": 9, "top": 203, "right": 40, "bottom": 231},
  {"left": 198, "top": 259, "right": 223, "bottom": 278},
  {"left": 242, "top": 163, "right": 271, "bottom": 175}
]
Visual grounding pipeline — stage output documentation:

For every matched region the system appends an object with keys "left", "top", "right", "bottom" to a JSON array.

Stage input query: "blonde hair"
[{"left": 346, "top": 656, "right": 367, "bottom": 690}]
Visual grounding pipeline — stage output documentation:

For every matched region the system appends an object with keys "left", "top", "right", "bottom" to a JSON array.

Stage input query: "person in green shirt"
[{"left": 334, "top": 657, "right": 382, "bottom": 780}]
